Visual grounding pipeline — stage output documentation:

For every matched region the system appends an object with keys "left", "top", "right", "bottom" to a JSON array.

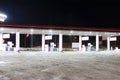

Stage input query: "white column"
[
  {"left": 107, "top": 36, "right": 110, "bottom": 50},
  {"left": 79, "top": 35, "right": 82, "bottom": 51},
  {"left": 59, "top": 33, "right": 63, "bottom": 52},
  {"left": 0, "top": 33, "right": 3, "bottom": 51},
  {"left": 16, "top": 32, "right": 20, "bottom": 51},
  {"left": 42, "top": 34, "right": 45, "bottom": 51},
  {"left": 96, "top": 35, "right": 99, "bottom": 51}
]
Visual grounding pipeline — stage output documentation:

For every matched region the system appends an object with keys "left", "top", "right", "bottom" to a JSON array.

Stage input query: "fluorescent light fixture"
[
  {"left": 30, "top": 29, "right": 34, "bottom": 34},
  {"left": 70, "top": 30, "right": 73, "bottom": 34},
  {"left": 0, "top": 28, "right": 4, "bottom": 31},
  {"left": 49, "top": 30, "right": 53, "bottom": 35},
  {"left": 30, "top": 29, "right": 34, "bottom": 32},
  {"left": 11, "top": 32, "right": 15, "bottom": 34},
  {"left": 49, "top": 30, "right": 52, "bottom": 33}
]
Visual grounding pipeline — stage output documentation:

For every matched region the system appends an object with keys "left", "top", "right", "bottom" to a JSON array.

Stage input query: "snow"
[{"left": 0, "top": 50, "right": 120, "bottom": 80}]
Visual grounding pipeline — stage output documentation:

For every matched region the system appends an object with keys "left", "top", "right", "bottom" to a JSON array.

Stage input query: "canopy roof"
[{"left": 0, "top": 24, "right": 120, "bottom": 36}]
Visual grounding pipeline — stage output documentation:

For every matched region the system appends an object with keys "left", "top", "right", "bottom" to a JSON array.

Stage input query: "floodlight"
[{"left": 0, "top": 13, "right": 7, "bottom": 22}]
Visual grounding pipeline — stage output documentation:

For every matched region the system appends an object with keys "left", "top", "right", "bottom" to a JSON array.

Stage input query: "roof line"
[{"left": 0, "top": 24, "right": 120, "bottom": 32}]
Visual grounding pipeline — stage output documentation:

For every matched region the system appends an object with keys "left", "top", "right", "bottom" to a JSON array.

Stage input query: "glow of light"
[
  {"left": 11, "top": 32, "right": 15, "bottom": 34},
  {"left": 30, "top": 29, "right": 34, "bottom": 34},
  {"left": 49, "top": 30, "right": 52, "bottom": 33},
  {"left": 30, "top": 29, "right": 34, "bottom": 32},
  {"left": 0, "top": 13, "right": 7, "bottom": 22},
  {"left": 49, "top": 30, "right": 53, "bottom": 34},
  {"left": 89, "top": 32, "right": 92, "bottom": 34},
  {"left": 0, "top": 28, "right": 4, "bottom": 31},
  {"left": 70, "top": 31, "right": 73, "bottom": 34}
]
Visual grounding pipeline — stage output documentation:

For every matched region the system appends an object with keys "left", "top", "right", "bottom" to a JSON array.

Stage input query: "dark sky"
[{"left": 0, "top": 0, "right": 120, "bottom": 28}]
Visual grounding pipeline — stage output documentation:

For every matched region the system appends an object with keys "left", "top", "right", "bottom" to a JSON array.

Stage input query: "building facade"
[{"left": 0, "top": 24, "right": 120, "bottom": 52}]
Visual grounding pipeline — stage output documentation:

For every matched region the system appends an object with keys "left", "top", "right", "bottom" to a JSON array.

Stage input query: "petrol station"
[
  {"left": 0, "top": 13, "right": 120, "bottom": 52},
  {"left": 0, "top": 26, "right": 120, "bottom": 52}
]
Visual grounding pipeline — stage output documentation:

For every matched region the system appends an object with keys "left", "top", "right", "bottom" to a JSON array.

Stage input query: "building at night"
[{"left": 0, "top": 24, "right": 120, "bottom": 52}]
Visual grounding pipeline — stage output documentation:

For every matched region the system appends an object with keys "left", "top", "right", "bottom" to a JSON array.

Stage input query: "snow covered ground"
[{"left": 0, "top": 50, "right": 120, "bottom": 80}]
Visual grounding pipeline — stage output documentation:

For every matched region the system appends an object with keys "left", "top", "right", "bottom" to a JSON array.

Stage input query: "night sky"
[{"left": 0, "top": 0, "right": 120, "bottom": 28}]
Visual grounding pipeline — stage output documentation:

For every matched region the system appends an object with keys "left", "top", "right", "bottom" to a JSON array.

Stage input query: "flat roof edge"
[{"left": 0, "top": 24, "right": 120, "bottom": 32}]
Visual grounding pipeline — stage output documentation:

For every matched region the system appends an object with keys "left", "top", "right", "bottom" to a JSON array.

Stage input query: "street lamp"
[{"left": 0, "top": 13, "right": 7, "bottom": 22}]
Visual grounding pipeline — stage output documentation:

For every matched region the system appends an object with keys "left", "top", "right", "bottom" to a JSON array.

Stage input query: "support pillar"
[
  {"left": 96, "top": 35, "right": 99, "bottom": 51},
  {"left": 16, "top": 32, "right": 20, "bottom": 51},
  {"left": 42, "top": 34, "right": 45, "bottom": 51},
  {"left": 0, "top": 33, "right": 3, "bottom": 51},
  {"left": 79, "top": 35, "right": 82, "bottom": 51},
  {"left": 107, "top": 36, "right": 110, "bottom": 50},
  {"left": 59, "top": 33, "right": 63, "bottom": 52}
]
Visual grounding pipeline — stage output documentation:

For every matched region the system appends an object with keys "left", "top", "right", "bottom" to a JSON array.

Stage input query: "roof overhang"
[{"left": 0, "top": 24, "right": 120, "bottom": 36}]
